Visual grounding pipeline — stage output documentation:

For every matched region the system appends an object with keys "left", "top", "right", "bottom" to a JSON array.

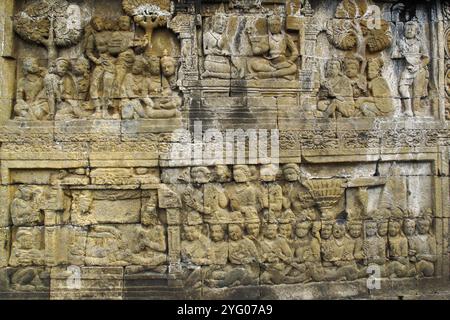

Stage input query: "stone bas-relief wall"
[{"left": 0, "top": 0, "right": 449, "bottom": 299}]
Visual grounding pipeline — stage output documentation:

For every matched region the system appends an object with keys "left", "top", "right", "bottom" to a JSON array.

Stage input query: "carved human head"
[
  {"left": 378, "top": 220, "right": 389, "bottom": 237},
  {"left": 191, "top": 166, "right": 211, "bottom": 185},
  {"left": 72, "top": 56, "right": 90, "bottom": 76},
  {"left": 365, "top": 221, "right": 378, "bottom": 237},
  {"left": 210, "top": 224, "right": 226, "bottom": 242},
  {"left": 333, "top": 221, "right": 346, "bottom": 239},
  {"left": 282, "top": 163, "right": 300, "bottom": 182},
  {"left": 161, "top": 50, "right": 177, "bottom": 78},
  {"left": 16, "top": 230, "right": 34, "bottom": 249},
  {"left": 148, "top": 56, "right": 161, "bottom": 75},
  {"left": 320, "top": 221, "right": 333, "bottom": 239},
  {"left": 326, "top": 59, "right": 342, "bottom": 78},
  {"left": 132, "top": 56, "right": 147, "bottom": 75},
  {"left": 268, "top": 15, "right": 283, "bottom": 34},
  {"left": 264, "top": 223, "right": 278, "bottom": 239},
  {"left": 295, "top": 221, "right": 311, "bottom": 238},
  {"left": 118, "top": 15, "right": 132, "bottom": 31},
  {"left": 233, "top": 165, "right": 251, "bottom": 183},
  {"left": 91, "top": 16, "right": 105, "bottom": 32},
  {"left": 184, "top": 225, "right": 201, "bottom": 241},
  {"left": 404, "top": 20, "right": 419, "bottom": 39},
  {"left": 388, "top": 220, "right": 402, "bottom": 237},
  {"left": 22, "top": 57, "right": 40, "bottom": 75},
  {"left": 367, "top": 57, "right": 383, "bottom": 80},
  {"left": 245, "top": 222, "right": 260, "bottom": 238},
  {"left": 403, "top": 218, "right": 416, "bottom": 236},
  {"left": 260, "top": 164, "right": 279, "bottom": 182},
  {"left": 344, "top": 57, "right": 361, "bottom": 79},
  {"left": 55, "top": 58, "right": 70, "bottom": 77},
  {"left": 228, "top": 224, "right": 243, "bottom": 241},
  {"left": 121, "top": 49, "right": 136, "bottom": 64},
  {"left": 17, "top": 186, "right": 33, "bottom": 201},
  {"left": 348, "top": 221, "right": 362, "bottom": 238},
  {"left": 417, "top": 215, "right": 432, "bottom": 235},
  {"left": 279, "top": 223, "right": 293, "bottom": 239},
  {"left": 212, "top": 14, "right": 227, "bottom": 34},
  {"left": 215, "top": 165, "right": 231, "bottom": 183}
]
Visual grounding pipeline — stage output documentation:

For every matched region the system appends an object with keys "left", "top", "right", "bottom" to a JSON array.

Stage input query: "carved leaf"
[
  {"left": 122, "top": 0, "right": 171, "bottom": 16},
  {"left": 13, "top": 0, "right": 83, "bottom": 48}
]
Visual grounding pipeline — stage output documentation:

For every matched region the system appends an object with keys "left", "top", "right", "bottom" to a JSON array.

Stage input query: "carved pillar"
[
  {"left": 433, "top": 0, "right": 446, "bottom": 120},
  {"left": 0, "top": 0, "right": 15, "bottom": 124},
  {"left": 169, "top": 13, "right": 200, "bottom": 82},
  {"left": 158, "top": 185, "right": 182, "bottom": 285}
]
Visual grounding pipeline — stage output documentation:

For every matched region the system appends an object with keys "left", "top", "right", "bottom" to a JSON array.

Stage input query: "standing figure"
[
  {"left": 281, "top": 164, "right": 316, "bottom": 220},
  {"left": 392, "top": 19, "right": 430, "bottom": 116},
  {"left": 85, "top": 16, "right": 116, "bottom": 118}
]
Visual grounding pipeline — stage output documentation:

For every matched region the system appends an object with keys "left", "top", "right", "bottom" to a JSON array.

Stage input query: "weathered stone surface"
[{"left": 0, "top": 0, "right": 449, "bottom": 300}]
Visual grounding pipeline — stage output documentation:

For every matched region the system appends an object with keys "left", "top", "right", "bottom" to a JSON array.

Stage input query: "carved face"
[
  {"left": 73, "top": 58, "right": 89, "bottom": 76},
  {"left": 295, "top": 222, "right": 311, "bottom": 238},
  {"left": 268, "top": 17, "right": 282, "bottom": 34},
  {"left": 23, "top": 58, "right": 40, "bottom": 75},
  {"left": 264, "top": 224, "right": 278, "bottom": 239},
  {"left": 213, "top": 16, "right": 227, "bottom": 33},
  {"left": 184, "top": 225, "right": 200, "bottom": 241},
  {"left": 246, "top": 223, "right": 260, "bottom": 238},
  {"left": 367, "top": 60, "right": 381, "bottom": 80},
  {"left": 388, "top": 221, "right": 401, "bottom": 237},
  {"left": 91, "top": 17, "right": 104, "bottom": 32},
  {"left": 17, "top": 232, "right": 34, "bottom": 249},
  {"left": 365, "top": 222, "right": 378, "bottom": 237},
  {"left": 210, "top": 225, "right": 225, "bottom": 242},
  {"left": 405, "top": 23, "right": 418, "bottom": 39},
  {"left": 55, "top": 60, "right": 70, "bottom": 77},
  {"left": 233, "top": 167, "right": 250, "bottom": 183},
  {"left": 279, "top": 223, "right": 292, "bottom": 239},
  {"left": 19, "top": 187, "right": 33, "bottom": 201},
  {"left": 191, "top": 167, "right": 210, "bottom": 185},
  {"left": 132, "top": 60, "right": 146, "bottom": 75},
  {"left": 320, "top": 223, "right": 333, "bottom": 240},
  {"left": 161, "top": 59, "right": 176, "bottom": 78},
  {"left": 326, "top": 61, "right": 341, "bottom": 78},
  {"left": 149, "top": 57, "right": 161, "bottom": 75},
  {"left": 348, "top": 223, "right": 362, "bottom": 238},
  {"left": 216, "top": 165, "right": 231, "bottom": 182},
  {"left": 417, "top": 219, "right": 431, "bottom": 234},
  {"left": 378, "top": 221, "right": 388, "bottom": 237},
  {"left": 333, "top": 223, "right": 346, "bottom": 239},
  {"left": 228, "top": 224, "right": 243, "bottom": 241},
  {"left": 283, "top": 168, "right": 299, "bottom": 182},
  {"left": 118, "top": 16, "right": 131, "bottom": 31},
  {"left": 344, "top": 60, "right": 359, "bottom": 78},
  {"left": 404, "top": 220, "right": 416, "bottom": 236}
]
